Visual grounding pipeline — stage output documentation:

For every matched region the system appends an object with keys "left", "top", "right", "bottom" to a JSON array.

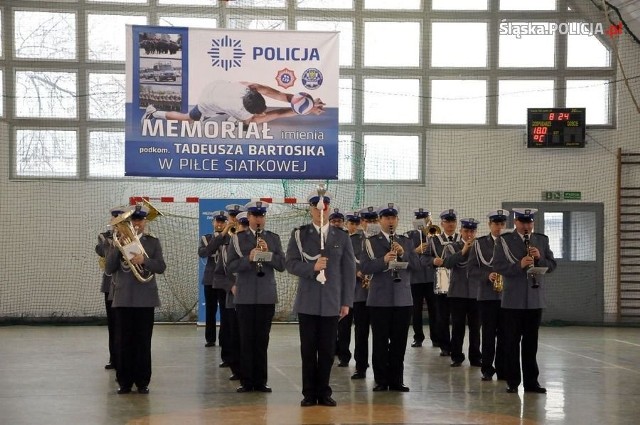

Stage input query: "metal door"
[{"left": 502, "top": 202, "right": 604, "bottom": 323}]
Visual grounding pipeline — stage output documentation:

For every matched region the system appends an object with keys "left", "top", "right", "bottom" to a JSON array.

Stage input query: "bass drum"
[{"left": 434, "top": 267, "right": 450, "bottom": 294}]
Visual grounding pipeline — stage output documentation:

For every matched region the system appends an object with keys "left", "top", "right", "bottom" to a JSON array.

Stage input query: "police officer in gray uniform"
[
  {"left": 405, "top": 208, "right": 438, "bottom": 348},
  {"left": 106, "top": 204, "right": 166, "bottom": 395},
  {"left": 198, "top": 210, "right": 230, "bottom": 349},
  {"left": 493, "top": 208, "right": 557, "bottom": 394},
  {"left": 361, "top": 204, "right": 424, "bottom": 392},
  {"left": 429, "top": 209, "right": 461, "bottom": 357},
  {"left": 469, "top": 209, "right": 509, "bottom": 381},
  {"left": 442, "top": 218, "right": 481, "bottom": 368},
  {"left": 226, "top": 201, "right": 286, "bottom": 393},
  {"left": 286, "top": 193, "right": 356, "bottom": 407},
  {"left": 330, "top": 208, "right": 353, "bottom": 368},
  {"left": 96, "top": 205, "right": 127, "bottom": 371}
]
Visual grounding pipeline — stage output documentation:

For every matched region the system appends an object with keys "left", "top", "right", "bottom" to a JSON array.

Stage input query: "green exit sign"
[{"left": 542, "top": 191, "right": 582, "bottom": 201}]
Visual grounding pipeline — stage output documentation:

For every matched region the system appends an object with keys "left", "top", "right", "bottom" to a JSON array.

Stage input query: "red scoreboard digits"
[{"left": 527, "top": 108, "right": 586, "bottom": 148}]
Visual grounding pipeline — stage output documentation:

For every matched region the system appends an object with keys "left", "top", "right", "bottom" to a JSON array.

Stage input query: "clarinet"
[
  {"left": 389, "top": 227, "right": 402, "bottom": 282},
  {"left": 255, "top": 226, "right": 265, "bottom": 277},
  {"left": 523, "top": 231, "right": 538, "bottom": 288}
]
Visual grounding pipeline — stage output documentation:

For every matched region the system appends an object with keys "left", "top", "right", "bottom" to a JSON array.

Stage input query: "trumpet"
[
  {"left": 493, "top": 273, "right": 504, "bottom": 293},
  {"left": 523, "top": 231, "right": 538, "bottom": 288},
  {"left": 389, "top": 228, "right": 402, "bottom": 283},
  {"left": 255, "top": 226, "right": 265, "bottom": 277}
]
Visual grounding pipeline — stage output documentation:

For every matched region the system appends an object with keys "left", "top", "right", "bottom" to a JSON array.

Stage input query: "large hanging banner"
[{"left": 125, "top": 25, "right": 339, "bottom": 179}]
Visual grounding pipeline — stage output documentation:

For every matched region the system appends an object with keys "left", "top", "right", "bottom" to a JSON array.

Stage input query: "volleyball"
[{"left": 290, "top": 92, "right": 315, "bottom": 115}]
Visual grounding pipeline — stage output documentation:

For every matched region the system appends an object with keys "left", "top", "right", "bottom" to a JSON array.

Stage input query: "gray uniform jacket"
[
  {"left": 442, "top": 241, "right": 476, "bottom": 299},
  {"left": 468, "top": 235, "right": 501, "bottom": 301},
  {"left": 105, "top": 234, "right": 166, "bottom": 308},
  {"left": 226, "top": 229, "right": 286, "bottom": 305},
  {"left": 96, "top": 231, "right": 114, "bottom": 294},
  {"left": 405, "top": 229, "right": 434, "bottom": 284},
  {"left": 286, "top": 224, "right": 356, "bottom": 316},
  {"left": 198, "top": 232, "right": 228, "bottom": 288},
  {"left": 351, "top": 231, "right": 369, "bottom": 303},
  {"left": 492, "top": 231, "right": 557, "bottom": 309},
  {"left": 360, "top": 232, "right": 422, "bottom": 307}
]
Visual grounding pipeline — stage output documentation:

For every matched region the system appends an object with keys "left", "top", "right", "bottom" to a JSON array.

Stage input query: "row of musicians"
[{"left": 199, "top": 196, "right": 556, "bottom": 401}]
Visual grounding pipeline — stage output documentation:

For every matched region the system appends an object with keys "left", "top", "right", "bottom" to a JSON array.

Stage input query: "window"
[
  {"left": 228, "top": 18, "right": 285, "bottom": 30},
  {"left": 544, "top": 212, "right": 564, "bottom": 259},
  {"left": 366, "top": 0, "right": 420, "bottom": 9},
  {"left": 431, "top": 22, "right": 487, "bottom": 68},
  {"left": 16, "top": 130, "right": 77, "bottom": 178},
  {"left": 431, "top": 80, "right": 486, "bottom": 124},
  {"left": 364, "top": 79, "right": 420, "bottom": 124},
  {"left": 89, "top": 73, "right": 126, "bottom": 121},
  {"left": 567, "top": 32, "right": 611, "bottom": 68},
  {"left": 566, "top": 80, "right": 610, "bottom": 125},
  {"left": 89, "top": 131, "right": 125, "bottom": 178},
  {"left": 500, "top": 0, "right": 556, "bottom": 10},
  {"left": 159, "top": 17, "right": 217, "bottom": 28},
  {"left": 296, "top": 0, "right": 352, "bottom": 9},
  {"left": 498, "top": 80, "right": 554, "bottom": 125},
  {"left": 338, "top": 134, "right": 354, "bottom": 181},
  {"left": 88, "top": 14, "right": 147, "bottom": 62},
  {"left": 15, "top": 71, "right": 77, "bottom": 119},
  {"left": 364, "top": 135, "right": 420, "bottom": 181},
  {"left": 14, "top": 11, "right": 76, "bottom": 60},
  {"left": 365, "top": 22, "right": 420, "bottom": 67},
  {"left": 339, "top": 78, "right": 353, "bottom": 124},
  {"left": 433, "top": 0, "right": 487, "bottom": 10},
  {"left": 499, "top": 23, "right": 555, "bottom": 68}
]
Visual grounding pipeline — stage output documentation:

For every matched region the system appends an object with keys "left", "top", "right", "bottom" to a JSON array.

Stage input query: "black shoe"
[
  {"left": 219, "top": 361, "right": 229, "bottom": 368},
  {"left": 389, "top": 384, "right": 410, "bottom": 392},
  {"left": 411, "top": 340, "right": 423, "bottom": 347},
  {"left": 372, "top": 384, "right": 388, "bottom": 392},
  {"left": 497, "top": 375, "right": 507, "bottom": 381},
  {"left": 300, "top": 397, "right": 316, "bottom": 407},
  {"left": 470, "top": 361, "right": 482, "bottom": 367},
  {"left": 351, "top": 371, "right": 366, "bottom": 380},
  {"left": 524, "top": 385, "right": 547, "bottom": 394},
  {"left": 117, "top": 387, "right": 132, "bottom": 394},
  {"left": 439, "top": 350, "right": 451, "bottom": 357},
  {"left": 432, "top": 342, "right": 440, "bottom": 348},
  {"left": 337, "top": 361, "right": 349, "bottom": 367},
  {"left": 236, "top": 385, "right": 253, "bottom": 393},
  {"left": 137, "top": 386, "right": 149, "bottom": 394},
  {"left": 104, "top": 363, "right": 115, "bottom": 370},
  {"left": 450, "top": 361, "right": 462, "bottom": 367},
  {"left": 229, "top": 374, "right": 240, "bottom": 381},
  {"left": 205, "top": 342, "right": 215, "bottom": 347},
  {"left": 506, "top": 386, "right": 518, "bottom": 393},
  {"left": 481, "top": 373, "right": 493, "bottom": 381},
  {"left": 254, "top": 384, "right": 272, "bottom": 393},
  {"left": 318, "top": 396, "right": 337, "bottom": 406}
]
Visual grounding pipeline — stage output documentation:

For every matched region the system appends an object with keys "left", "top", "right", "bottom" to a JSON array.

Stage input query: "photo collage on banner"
[{"left": 125, "top": 25, "right": 340, "bottom": 179}]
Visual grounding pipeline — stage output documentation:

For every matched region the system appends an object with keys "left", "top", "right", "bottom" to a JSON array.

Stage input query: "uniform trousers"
[
  {"left": 115, "top": 307, "right": 154, "bottom": 389},
  {"left": 478, "top": 300, "right": 505, "bottom": 378},
  {"left": 435, "top": 294, "right": 451, "bottom": 352},
  {"left": 104, "top": 293, "right": 116, "bottom": 367},
  {"left": 369, "top": 306, "right": 412, "bottom": 386},
  {"left": 335, "top": 308, "right": 353, "bottom": 364},
  {"left": 204, "top": 285, "right": 227, "bottom": 345},
  {"left": 410, "top": 282, "right": 438, "bottom": 345},
  {"left": 502, "top": 308, "right": 542, "bottom": 389},
  {"left": 298, "top": 313, "right": 339, "bottom": 400},
  {"left": 448, "top": 297, "right": 481, "bottom": 364},
  {"left": 235, "top": 303, "right": 275, "bottom": 388},
  {"left": 352, "top": 301, "right": 371, "bottom": 373},
  {"left": 225, "top": 306, "right": 242, "bottom": 378}
]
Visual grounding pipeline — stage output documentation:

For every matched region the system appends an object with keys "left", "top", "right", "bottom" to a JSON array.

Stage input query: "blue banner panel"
[
  {"left": 126, "top": 25, "right": 339, "bottom": 180},
  {"left": 197, "top": 199, "right": 249, "bottom": 324}
]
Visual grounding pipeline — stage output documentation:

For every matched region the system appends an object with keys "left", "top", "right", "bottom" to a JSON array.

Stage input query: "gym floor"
[{"left": 0, "top": 324, "right": 638, "bottom": 424}]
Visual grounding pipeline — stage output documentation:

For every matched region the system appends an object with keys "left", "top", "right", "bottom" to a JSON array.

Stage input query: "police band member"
[
  {"left": 469, "top": 210, "right": 509, "bottom": 381},
  {"left": 286, "top": 193, "right": 356, "bottom": 407},
  {"left": 198, "top": 210, "right": 229, "bottom": 349},
  {"left": 405, "top": 208, "right": 439, "bottom": 348},
  {"left": 96, "top": 205, "right": 127, "bottom": 371},
  {"left": 442, "top": 218, "right": 481, "bottom": 368},
  {"left": 226, "top": 201, "right": 286, "bottom": 393},
  {"left": 224, "top": 211, "right": 250, "bottom": 382},
  {"left": 493, "top": 208, "right": 557, "bottom": 394},
  {"left": 106, "top": 204, "right": 166, "bottom": 395},
  {"left": 330, "top": 207, "right": 352, "bottom": 367},
  {"left": 429, "top": 209, "right": 461, "bottom": 357},
  {"left": 361, "top": 204, "right": 424, "bottom": 392}
]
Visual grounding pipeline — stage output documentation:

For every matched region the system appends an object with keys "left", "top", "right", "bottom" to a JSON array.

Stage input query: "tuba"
[{"left": 110, "top": 201, "right": 163, "bottom": 283}]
